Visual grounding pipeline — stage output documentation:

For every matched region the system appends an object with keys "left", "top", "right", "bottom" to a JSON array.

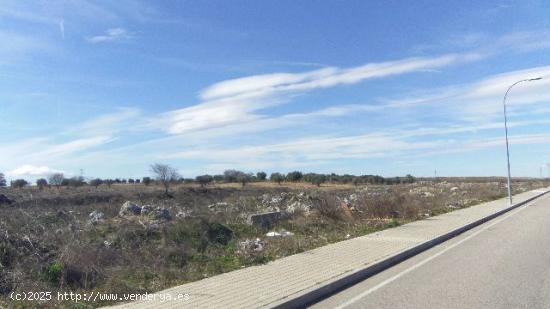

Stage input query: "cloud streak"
[
  {"left": 87, "top": 28, "right": 131, "bottom": 43},
  {"left": 157, "top": 53, "right": 480, "bottom": 135},
  {"left": 59, "top": 20, "right": 65, "bottom": 39},
  {"left": 201, "top": 53, "right": 480, "bottom": 101}
]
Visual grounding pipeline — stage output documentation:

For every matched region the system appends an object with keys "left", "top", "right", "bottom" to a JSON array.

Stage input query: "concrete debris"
[
  {"left": 265, "top": 230, "right": 294, "bottom": 237},
  {"left": 238, "top": 238, "right": 264, "bottom": 254},
  {"left": 149, "top": 207, "right": 171, "bottom": 221},
  {"left": 260, "top": 192, "right": 313, "bottom": 215},
  {"left": 421, "top": 191, "right": 435, "bottom": 198},
  {"left": 208, "top": 202, "right": 233, "bottom": 213},
  {"left": 140, "top": 205, "right": 152, "bottom": 215},
  {"left": 119, "top": 201, "right": 142, "bottom": 216},
  {"left": 88, "top": 210, "right": 105, "bottom": 225},
  {"left": 247, "top": 211, "right": 287, "bottom": 229},
  {"left": 119, "top": 201, "right": 171, "bottom": 221},
  {"left": 176, "top": 209, "right": 192, "bottom": 219}
]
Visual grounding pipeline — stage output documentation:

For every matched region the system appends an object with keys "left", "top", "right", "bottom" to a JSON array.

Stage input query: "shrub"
[
  {"left": 10, "top": 179, "right": 28, "bottom": 189},
  {"left": 45, "top": 261, "right": 64, "bottom": 284},
  {"left": 0, "top": 173, "right": 6, "bottom": 187},
  {"left": 104, "top": 179, "right": 114, "bottom": 188},
  {"left": 142, "top": 177, "right": 151, "bottom": 186},
  {"left": 237, "top": 174, "right": 251, "bottom": 187},
  {"left": 286, "top": 171, "right": 303, "bottom": 182},
  {"left": 196, "top": 175, "right": 213, "bottom": 187},
  {"left": 90, "top": 178, "right": 103, "bottom": 188},
  {"left": 36, "top": 178, "right": 48, "bottom": 189},
  {"left": 387, "top": 218, "right": 401, "bottom": 228},
  {"left": 270, "top": 172, "right": 284, "bottom": 185},
  {"left": 311, "top": 175, "right": 326, "bottom": 187},
  {"left": 67, "top": 176, "right": 86, "bottom": 187},
  {"left": 256, "top": 172, "right": 267, "bottom": 181},
  {"left": 207, "top": 223, "right": 233, "bottom": 245},
  {"left": 0, "top": 242, "right": 15, "bottom": 267},
  {"left": 165, "top": 247, "right": 190, "bottom": 267},
  {"left": 223, "top": 170, "right": 247, "bottom": 183},
  {"left": 312, "top": 193, "right": 347, "bottom": 221}
]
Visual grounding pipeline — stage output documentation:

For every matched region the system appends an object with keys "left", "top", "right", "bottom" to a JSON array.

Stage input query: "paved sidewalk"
[{"left": 109, "top": 188, "right": 548, "bottom": 309}]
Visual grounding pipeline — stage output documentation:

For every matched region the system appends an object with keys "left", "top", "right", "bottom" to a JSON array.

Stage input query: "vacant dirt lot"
[{"left": 1, "top": 178, "right": 547, "bottom": 308}]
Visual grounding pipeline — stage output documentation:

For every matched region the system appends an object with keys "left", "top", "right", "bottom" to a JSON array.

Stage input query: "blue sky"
[{"left": 2, "top": 0, "right": 550, "bottom": 180}]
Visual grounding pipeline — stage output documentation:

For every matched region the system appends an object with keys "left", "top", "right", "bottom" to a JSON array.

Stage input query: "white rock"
[
  {"left": 238, "top": 238, "right": 264, "bottom": 253},
  {"left": 280, "top": 231, "right": 294, "bottom": 237},
  {"left": 88, "top": 210, "right": 105, "bottom": 225},
  {"left": 119, "top": 201, "right": 142, "bottom": 216},
  {"left": 266, "top": 230, "right": 294, "bottom": 237}
]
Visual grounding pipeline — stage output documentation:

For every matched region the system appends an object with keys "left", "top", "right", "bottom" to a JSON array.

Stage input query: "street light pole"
[{"left": 502, "top": 77, "right": 542, "bottom": 205}]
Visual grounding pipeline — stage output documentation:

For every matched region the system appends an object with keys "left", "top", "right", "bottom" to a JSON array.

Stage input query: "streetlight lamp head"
[{"left": 529, "top": 77, "right": 543, "bottom": 81}]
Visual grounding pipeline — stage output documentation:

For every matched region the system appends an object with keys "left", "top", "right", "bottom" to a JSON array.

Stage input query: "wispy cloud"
[
  {"left": 0, "top": 135, "right": 115, "bottom": 168},
  {"left": 200, "top": 53, "right": 479, "bottom": 101},
  {"left": 169, "top": 133, "right": 439, "bottom": 160},
  {"left": 70, "top": 108, "right": 142, "bottom": 136},
  {"left": 155, "top": 128, "right": 550, "bottom": 172},
  {"left": 59, "top": 20, "right": 65, "bottom": 39},
  {"left": 147, "top": 60, "right": 549, "bottom": 144},
  {"left": 29, "top": 136, "right": 115, "bottom": 160},
  {"left": 87, "top": 28, "right": 131, "bottom": 43},
  {"left": 356, "top": 64, "right": 550, "bottom": 124},
  {"left": 155, "top": 53, "right": 480, "bottom": 135},
  {"left": 414, "top": 29, "right": 550, "bottom": 56}
]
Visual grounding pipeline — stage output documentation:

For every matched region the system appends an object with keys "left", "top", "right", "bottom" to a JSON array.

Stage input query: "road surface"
[{"left": 313, "top": 193, "right": 550, "bottom": 309}]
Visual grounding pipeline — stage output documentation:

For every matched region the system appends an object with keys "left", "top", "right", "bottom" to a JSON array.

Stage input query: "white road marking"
[{"left": 334, "top": 199, "right": 539, "bottom": 309}]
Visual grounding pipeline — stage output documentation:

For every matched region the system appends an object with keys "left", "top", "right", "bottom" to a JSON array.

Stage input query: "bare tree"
[
  {"left": 150, "top": 163, "right": 180, "bottom": 195},
  {"left": 48, "top": 173, "right": 64, "bottom": 187}
]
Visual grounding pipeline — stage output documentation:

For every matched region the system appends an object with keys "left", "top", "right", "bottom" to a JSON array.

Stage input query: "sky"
[{"left": 1, "top": 0, "right": 550, "bottom": 181}]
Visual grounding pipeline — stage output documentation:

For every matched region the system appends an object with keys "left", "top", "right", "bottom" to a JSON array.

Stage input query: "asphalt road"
[{"left": 312, "top": 193, "right": 550, "bottom": 309}]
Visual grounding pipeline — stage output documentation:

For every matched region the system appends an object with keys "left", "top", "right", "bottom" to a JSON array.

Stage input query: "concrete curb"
[{"left": 274, "top": 189, "right": 550, "bottom": 309}]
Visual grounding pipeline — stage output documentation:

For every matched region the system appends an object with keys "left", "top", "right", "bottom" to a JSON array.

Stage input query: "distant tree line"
[{"left": 0, "top": 165, "right": 416, "bottom": 189}]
